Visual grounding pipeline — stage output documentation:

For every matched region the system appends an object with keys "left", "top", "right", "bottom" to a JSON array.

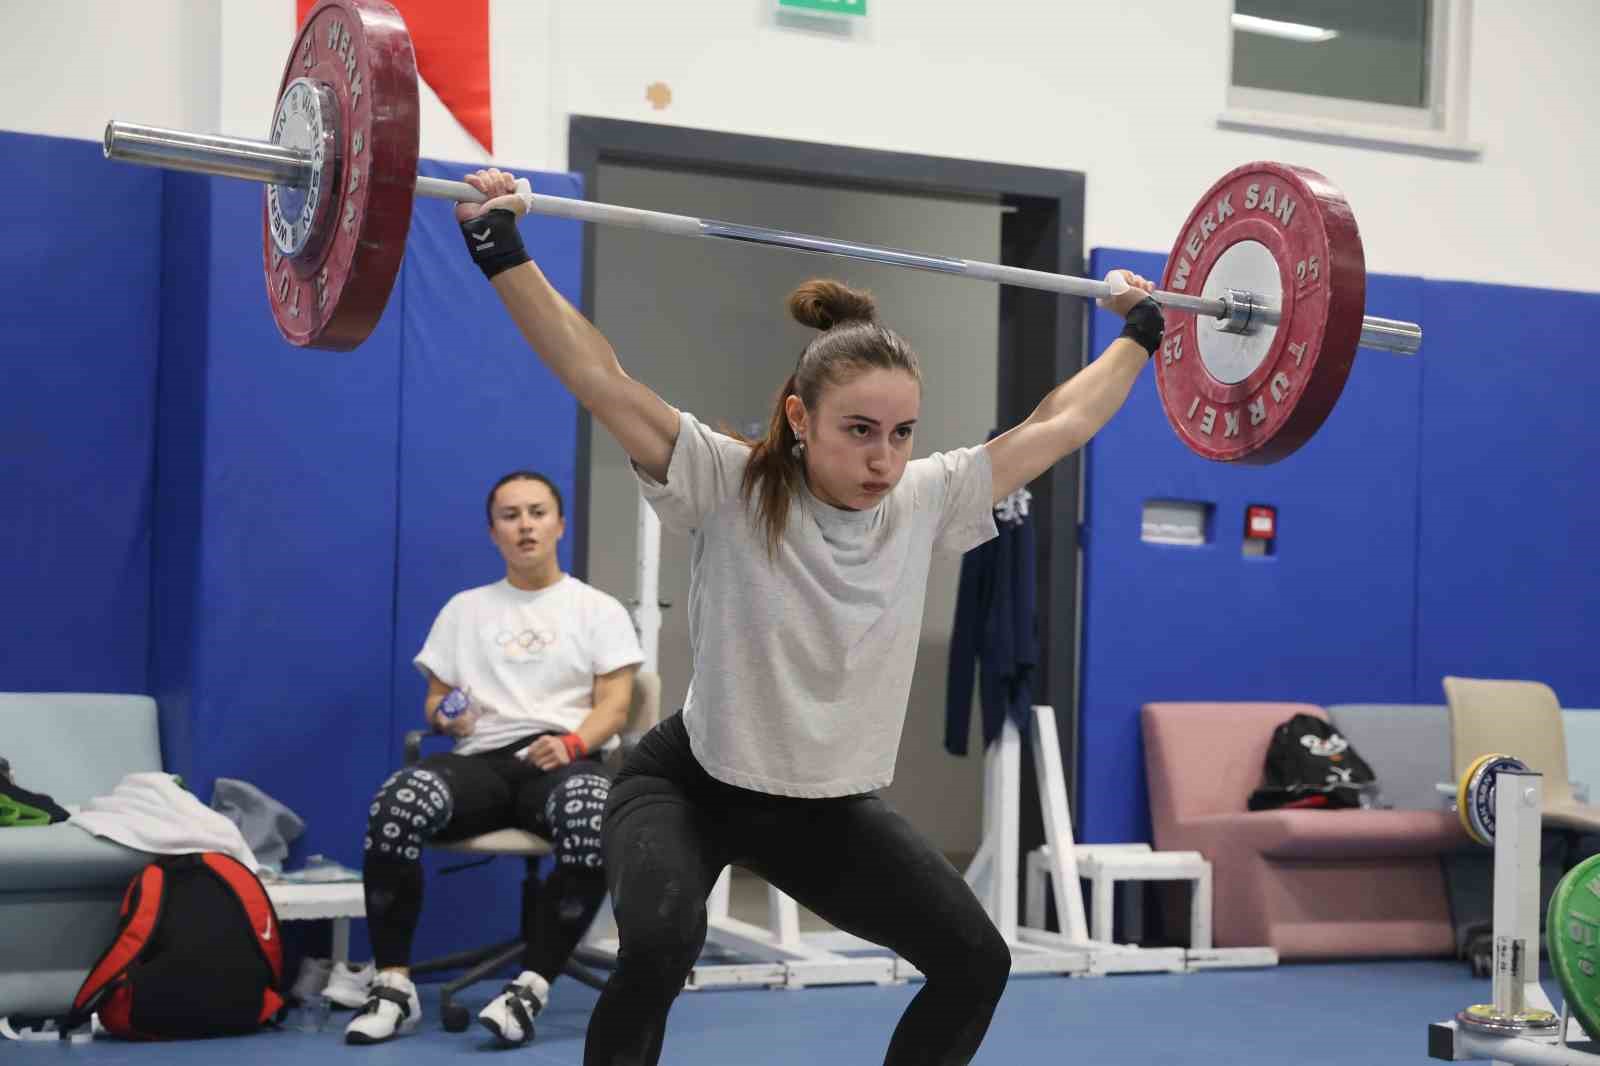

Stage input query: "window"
[{"left": 1220, "top": 0, "right": 1479, "bottom": 157}]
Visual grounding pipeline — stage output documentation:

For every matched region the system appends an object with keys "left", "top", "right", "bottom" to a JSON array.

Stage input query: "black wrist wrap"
[
  {"left": 1119, "top": 297, "right": 1165, "bottom": 357},
  {"left": 460, "top": 209, "right": 530, "bottom": 280}
]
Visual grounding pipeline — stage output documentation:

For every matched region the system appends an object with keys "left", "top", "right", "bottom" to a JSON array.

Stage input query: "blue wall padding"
[
  {"left": 393, "top": 161, "right": 585, "bottom": 966},
  {"left": 150, "top": 171, "right": 216, "bottom": 781},
  {"left": 0, "top": 131, "right": 162, "bottom": 694},
  {"left": 1078, "top": 249, "right": 1426, "bottom": 844},
  {"left": 1414, "top": 282, "right": 1600, "bottom": 703},
  {"left": 153, "top": 172, "right": 408, "bottom": 870}
]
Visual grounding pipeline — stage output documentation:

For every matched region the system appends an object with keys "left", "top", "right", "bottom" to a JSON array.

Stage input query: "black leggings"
[
  {"left": 584, "top": 714, "right": 1010, "bottom": 1066},
  {"left": 362, "top": 736, "right": 612, "bottom": 981}
]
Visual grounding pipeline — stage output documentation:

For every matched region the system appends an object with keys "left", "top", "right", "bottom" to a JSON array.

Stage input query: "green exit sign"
[{"left": 778, "top": 0, "right": 867, "bottom": 17}]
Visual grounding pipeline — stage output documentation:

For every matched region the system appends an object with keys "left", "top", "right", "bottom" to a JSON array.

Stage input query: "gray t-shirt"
[{"left": 635, "top": 411, "right": 997, "bottom": 797}]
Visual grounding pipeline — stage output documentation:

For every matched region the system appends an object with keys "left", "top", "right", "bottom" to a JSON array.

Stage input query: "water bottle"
[
  {"left": 437, "top": 688, "right": 477, "bottom": 733},
  {"left": 288, "top": 995, "right": 332, "bottom": 1033},
  {"left": 438, "top": 688, "right": 471, "bottom": 721}
]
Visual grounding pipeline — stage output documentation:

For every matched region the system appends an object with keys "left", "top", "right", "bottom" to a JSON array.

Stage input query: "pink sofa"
[{"left": 1142, "top": 701, "right": 1468, "bottom": 958}]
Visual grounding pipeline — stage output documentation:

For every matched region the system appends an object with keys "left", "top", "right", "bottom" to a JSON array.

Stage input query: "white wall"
[
  {"left": 6, "top": 1, "right": 1592, "bottom": 290},
  {"left": 1, "top": 1, "right": 220, "bottom": 141}
]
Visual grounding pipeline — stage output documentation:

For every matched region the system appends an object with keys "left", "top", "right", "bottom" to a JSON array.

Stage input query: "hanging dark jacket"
[{"left": 945, "top": 482, "right": 1037, "bottom": 755}]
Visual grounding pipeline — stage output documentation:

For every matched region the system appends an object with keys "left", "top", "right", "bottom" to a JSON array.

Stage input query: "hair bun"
[{"left": 787, "top": 279, "right": 878, "bottom": 331}]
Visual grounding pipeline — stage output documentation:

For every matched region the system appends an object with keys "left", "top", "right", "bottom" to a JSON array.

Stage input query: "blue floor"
[{"left": 7, "top": 960, "right": 1507, "bottom": 1065}]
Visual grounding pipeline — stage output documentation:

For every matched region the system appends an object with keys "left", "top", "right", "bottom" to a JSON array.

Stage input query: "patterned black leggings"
[{"left": 362, "top": 737, "right": 611, "bottom": 980}]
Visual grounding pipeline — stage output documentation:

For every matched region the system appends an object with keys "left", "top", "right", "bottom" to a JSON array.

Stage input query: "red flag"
[{"left": 296, "top": 0, "right": 492, "bottom": 153}]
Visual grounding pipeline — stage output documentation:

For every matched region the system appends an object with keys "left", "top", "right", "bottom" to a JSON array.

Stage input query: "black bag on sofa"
[{"left": 1248, "top": 713, "right": 1379, "bottom": 811}]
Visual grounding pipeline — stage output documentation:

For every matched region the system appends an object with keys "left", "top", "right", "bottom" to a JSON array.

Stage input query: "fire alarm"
[{"left": 1245, "top": 505, "right": 1276, "bottom": 540}]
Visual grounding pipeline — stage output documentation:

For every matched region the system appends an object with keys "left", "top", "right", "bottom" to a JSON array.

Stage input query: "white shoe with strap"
[
  {"left": 344, "top": 970, "right": 419, "bottom": 1045},
  {"left": 477, "top": 970, "right": 548, "bottom": 1047}
]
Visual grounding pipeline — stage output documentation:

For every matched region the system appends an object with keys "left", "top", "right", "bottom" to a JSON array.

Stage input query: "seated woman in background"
[{"left": 347, "top": 470, "right": 642, "bottom": 1048}]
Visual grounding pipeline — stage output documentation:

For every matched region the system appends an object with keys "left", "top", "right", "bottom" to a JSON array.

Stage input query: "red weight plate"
[
  {"left": 1155, "top": 162, "right": 1365, "bottom": 464},
  {"left": 263, "top": 0, "right": 418, "bottom": 351}
]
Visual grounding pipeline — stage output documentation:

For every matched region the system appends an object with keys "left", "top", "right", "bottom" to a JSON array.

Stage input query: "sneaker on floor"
[
  {"left": 477, "top": 970, "right": 548, "bottom": 1047},
  {"left": 0, "top": 1014, "right": 100, "bottom": 1042},
  {"left": 1, "top": 1015, "right": 64, "bottom": 1042},
  {"left": 325, "top": 960, "right": 377, "bottom": 1009},
  {"left": 343, "top": 971, "right": 419, "bottom": 1045},
  {"left": 289, "top": 957, "right": 333, "bottom": 1003}
]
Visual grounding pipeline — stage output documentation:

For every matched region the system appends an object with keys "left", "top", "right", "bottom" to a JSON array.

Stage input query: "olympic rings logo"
[{"left": 495, "top": 625, "right": 557, "bottom": 661}]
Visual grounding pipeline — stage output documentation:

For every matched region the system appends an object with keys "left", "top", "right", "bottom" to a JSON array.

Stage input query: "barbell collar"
[{"left": 1217, "top": 289, "right": 1261, "bottom": 335}]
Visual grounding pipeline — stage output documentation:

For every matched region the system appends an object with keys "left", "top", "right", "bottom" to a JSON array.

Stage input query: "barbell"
[{"left": 102, "top": 0, "right": 1423, "bottom": 465}]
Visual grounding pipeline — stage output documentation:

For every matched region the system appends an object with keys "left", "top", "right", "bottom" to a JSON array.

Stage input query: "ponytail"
[{"left": 738, "top": 373, "right": 808, "bottom": 557}]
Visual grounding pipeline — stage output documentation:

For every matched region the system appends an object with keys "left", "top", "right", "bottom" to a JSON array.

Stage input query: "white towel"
[{"left": 69, "top": 772, "right": 259, "bottom": 871}]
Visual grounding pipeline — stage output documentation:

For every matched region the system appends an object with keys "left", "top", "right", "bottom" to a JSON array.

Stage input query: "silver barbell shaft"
[{"left": 105, "top": 120, "right": 1422, "bottom": 355}]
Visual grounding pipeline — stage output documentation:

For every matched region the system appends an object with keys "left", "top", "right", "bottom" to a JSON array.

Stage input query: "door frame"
[{"left": 567, "top": 115, "right": 1088, "bottom": 829}]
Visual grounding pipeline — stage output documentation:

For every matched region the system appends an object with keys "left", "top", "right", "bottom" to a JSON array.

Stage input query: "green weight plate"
[{"left": 1547, "top": 853, "right": 1600, "bottom": 1040}]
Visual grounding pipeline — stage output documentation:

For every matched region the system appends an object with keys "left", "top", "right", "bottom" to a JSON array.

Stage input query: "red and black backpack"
[{"left": 65, "top": 852, "right": 285, "bottom": 1040}]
